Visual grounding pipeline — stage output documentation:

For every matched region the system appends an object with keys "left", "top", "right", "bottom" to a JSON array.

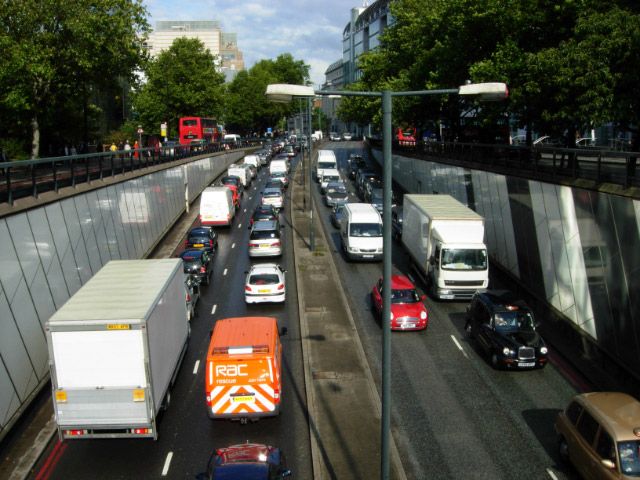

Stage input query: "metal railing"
[
  {"left": 368, "top": 138, "right": 640, "bottom": 191},
  {"left": 0, "top": 140, "right": 261, "bottom": 206}
]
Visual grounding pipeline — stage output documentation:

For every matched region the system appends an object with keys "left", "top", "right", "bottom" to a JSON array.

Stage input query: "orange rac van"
[{"left": 206, "top": 317, "right": 287, "bottom": 423}]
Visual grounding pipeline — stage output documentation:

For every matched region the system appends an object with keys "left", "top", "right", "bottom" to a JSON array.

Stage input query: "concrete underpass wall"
[
  {"left": 370, "top": 146, "right": 640, "bottom": 384},
  {"left": 0, "top": 150, "right": 245, "bottom": 440}
]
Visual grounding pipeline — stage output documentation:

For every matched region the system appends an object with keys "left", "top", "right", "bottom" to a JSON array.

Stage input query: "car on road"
[
  {"left": 160, "top": 140, "right": 179, "bottom": 157},
  {"left": 196, "top": 443, "right": 291, "bottom": 480},
  {"left": 282, "top": 144, "right": 296, "bottom": 157},
  {"left": 320, "top": 169, "right": 341, "bottom": 194},
  {"left": 371, "top": 276, "right": 428, "bottom": 331},
  {"left": 348, "top": 158, "right": 366, "bottom": 179},
  {"left": 325, "top": 182, "right": 348, "bottom": 207},
  {"left": 185, "top": 227, "right": 218, "bottom": 254},
  {"left": 330, "top": 202, "right": 346, "bottom": 229},
  {"left": 247, "top": 164, "right": 258, "bottom": 179},
  {"left": 248, "top": 220, "right": 283, "bottom": 257},
  {"left": 251, "top": 205, "right": 278, "bottom": 225},
  {"left": 265, "top": 179, "right": 285, "bottom": 193},
  {"left": 221, "top": 175, "right": 244, "bottom": 198},
  {"left": 555, "top": 392, "right": 640, "bottom": 480},
  {"left": 348, "top": 153, "right": 363, "bottom": 166},
  {"left": 465, "top": 290, "right": 548, "bottom": 369},
  {"left": 329, "top": 132, "right": 341, "bottom": 141},
  {"left": 342, "top": 132, "right": 353, "bottom": 141},
  {"left": 261, "top": 188, "right": 284, "bottom": 211},
  {"left": 270, "top": 171, "right": 289, "bottom": 188},
  {"left": 255, "top": 149, "right": 270, "bottom": 165},
  {"left": 184, "top": 273, "right": 200, "bottom": 321},
  {"left": 178, "top": 249, "right": 213, "bottom": 286},
  {"left": 244, "top": 263, "right": 286, "bottom": 304}
]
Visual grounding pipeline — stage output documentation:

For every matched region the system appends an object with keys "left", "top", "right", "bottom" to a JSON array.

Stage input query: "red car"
[{"left": 371, "top": 276, "right": 428, "bottom": 330}]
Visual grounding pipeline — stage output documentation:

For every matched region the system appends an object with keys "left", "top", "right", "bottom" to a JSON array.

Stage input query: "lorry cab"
[{"left": 206, "top": 317, "right": 287, "bottom": 423}]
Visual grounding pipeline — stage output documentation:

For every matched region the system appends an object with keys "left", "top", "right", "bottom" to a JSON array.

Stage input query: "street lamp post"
[{"left": 265, "top": 82, "right": 507, "bottom": 480}]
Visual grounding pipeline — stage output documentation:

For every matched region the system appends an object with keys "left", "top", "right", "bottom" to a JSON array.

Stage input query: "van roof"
[
  {"left": 210, "top": 317, "right": 277, "bottom": 355},
  {"left": 345, "top": 203, "right": 381, "bottom": 215},
  {"left": 576, "top": 392, "right": 640, "bottom": 440},
  {"left": 204, "top": 185, "right": 231, "bottom": 194}
]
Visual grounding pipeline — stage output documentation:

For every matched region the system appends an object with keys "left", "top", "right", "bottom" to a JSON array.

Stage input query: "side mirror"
[
  {"left": 280, "top": 327, "right": 288, "bottom": 336},
  {"left": 601, "top": 459, "right": 615, "bottom": 470},
  {"left": 421, "top": 295, "right": 426, "bottom": 300}
]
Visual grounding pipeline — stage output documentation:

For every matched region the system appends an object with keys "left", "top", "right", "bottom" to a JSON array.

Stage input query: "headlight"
[
  {"left": 502, "top": 347, "right": 515, "bottom": 356},
  {"left": 540, "top": 346, "right": 548, "bottom": 355},
  {"left": 420, "top": 311, "right": 427, "bottom": 320},
  {"left": 389, "top": 312, "right": 394, "bottom": 320}
]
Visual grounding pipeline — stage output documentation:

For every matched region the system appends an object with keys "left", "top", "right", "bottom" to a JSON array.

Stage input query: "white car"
[
  {"left": 244, "top": 264, "right": 286, "bottom": 304},
  {"left": 342, "top": 132, "right": 353, "bottom": 141},
  {"left": 330, "top": 132, "right": 341, "bottom": 141}
]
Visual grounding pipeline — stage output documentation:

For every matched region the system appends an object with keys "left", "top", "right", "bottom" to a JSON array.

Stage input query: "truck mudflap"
[{"left": 207, "top": 384, "right": 279, "bottom": 420}]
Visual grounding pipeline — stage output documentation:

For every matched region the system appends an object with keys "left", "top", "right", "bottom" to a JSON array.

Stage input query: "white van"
[
  {"left": 320, "top": 169, "right": 341, "bottom": 193},
  {"left": 270, "top": 159, "right": 288, "bottom": 175},
  {"left": 340, "top": 203, "right": 383, "bottom": 261},
  {"left": 316, "top": 151, "right": 337, "bottom": 182},
  {"left": 228, "top": 164, "right": 251, "bottom": 187},
  {"left": 200, "top": 186, "right": 235, "bottom": 226},
  {"left": 243, "top": 154, "right": 260, "bottom": 170},
  {"left": 224, "top": 134, "right": 241, "bottom": 145}
]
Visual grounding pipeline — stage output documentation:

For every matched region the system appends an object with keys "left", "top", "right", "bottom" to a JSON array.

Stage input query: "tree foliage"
[
  {"left": 0, "top": 0, "right": 150, "bottom": 157},
  {"left": 133, "top": 37, "right": 226, "bottom": 139},
  {"left": 224, "top": 53, "right": 310, "bottom": 136},
  {"left": 338, "top": 0, "right": 640, "bottom": 143}
]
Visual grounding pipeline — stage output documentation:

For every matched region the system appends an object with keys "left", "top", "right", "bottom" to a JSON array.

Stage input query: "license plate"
[
  {"left": 258, "top": 289, "right": 270, "bottom": 293},
  {"left": 232, "top": 395, "right": 254, "bottom": 403},
  {"left": 193, "top": 243, "right": 204, "bottom": 247},
  {"left": 260, "top": 244, "right": 270, "bottom": 248},
  {"left": 363, "top": 255, "right": 373, "bottom": 258},
  {"left": 401, "top": 323, "right": 416, "bottom": 329},
  {"left": 519, "top": 362, "right": 535, "bottom": 368}
]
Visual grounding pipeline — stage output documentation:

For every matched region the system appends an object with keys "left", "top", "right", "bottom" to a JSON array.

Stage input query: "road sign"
[{"left": 137, "top": 127, "right": 144, "bottom": 134}]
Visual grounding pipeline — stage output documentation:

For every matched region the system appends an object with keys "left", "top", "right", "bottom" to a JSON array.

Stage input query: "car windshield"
[
  {"left": 350, "top": 223, "right": 382, "bottom": 237},
  {"left": 618, "top": 441, "right": 640, "bottom": 476},
  {"left": 391, "top": 288, "right": 421, "bottom": 304},
  {"left": 249, "top": 273, "right": 280, "bottom": 285},
  {"left": 323, "top": 175, "right": 340, "bottom": 183},
  {"left": 441, "top": 248, "right": 487, "bottom": 271},
  {"left": 318, "top": 162, "right": 335, "bottom": 169},
  {"left": 493, "top": 311, "right": 535, "bottom": 332},
  {"left": 182, "top": 259, "right": 203, "bottom": 270},
  {"left": 187, "top": 235, "right": 209, "bottom": 244}
]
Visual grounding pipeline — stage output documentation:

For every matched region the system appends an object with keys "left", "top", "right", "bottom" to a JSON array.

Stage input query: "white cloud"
[{"left": 146, "top": 0, "right": 348, "bottom": 85}]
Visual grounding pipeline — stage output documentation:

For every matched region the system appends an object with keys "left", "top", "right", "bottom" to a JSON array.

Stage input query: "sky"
[{"left": 144, "top": 0, "right": 356, "bottom": 86}]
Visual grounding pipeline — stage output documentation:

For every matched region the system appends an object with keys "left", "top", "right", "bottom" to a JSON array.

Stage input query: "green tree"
[
  {"left": 224, "top": 54, "right": 310, "bottom": 135},
  {"left": 0, "top": 0, "right": 150, "bottom": 158},
  {"left": 133, "top": 37, "right": 226, "bottom": 139}
]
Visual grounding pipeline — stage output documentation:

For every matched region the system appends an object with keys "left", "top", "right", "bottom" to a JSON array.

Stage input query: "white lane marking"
[
  {"left": 450, "top": 335, "right": 468, "bottom": 359},
  {"left": 211, "top": 304, "right": 217, "bottom": 315},
  {"left": 193, "top": 360, "right": 200, "bottom": 374},
  {"left": 546, "top": 469, "right": 559, "bottom": 480},
  {"left": 161, "top": 452, "right": 173, "bottom": 476},
  {"left": 223, "top": 268, "right": 228, "bottom": 275},
  {"left": 238, "top": 223, "right": 242, "bottom": 229},
  {"left": 231, "top": 243, "right": 235, "bottom": 249}
]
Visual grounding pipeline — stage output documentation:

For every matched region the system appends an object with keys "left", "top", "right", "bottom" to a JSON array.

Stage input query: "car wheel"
[
  {"left": 558, "top": 437, "right": 569, "bottom": 464},
  {"left": 465, "top": 321, "right": 473, "bottom": 339},
  {"left": 490, "top": 351, "right": 501, "bottom": 370}
]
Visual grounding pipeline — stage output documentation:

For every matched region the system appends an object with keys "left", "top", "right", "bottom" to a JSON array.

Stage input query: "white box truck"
[
  {"left": 200, "top": 186, "right": 235, "bottom": 226},
  {"left": 402, "top": 194, "right": 489, "bottom": 300},
  {"left": 228, "top": 164, "right": 251, "bottom": 187},
  {"left": 45, "top": 259, "right": 190, "bottom": 440}
]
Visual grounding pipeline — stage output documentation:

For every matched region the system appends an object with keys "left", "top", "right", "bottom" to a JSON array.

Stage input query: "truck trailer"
[
  {"left": 402, "top": 194, "right": 489, "bottom": 300},
  {"left": 45, "top": 259, "right": 189, "bottom": 440}
]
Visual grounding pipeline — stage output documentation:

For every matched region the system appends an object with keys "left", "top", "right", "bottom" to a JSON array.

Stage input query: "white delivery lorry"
[
  {"left": 46, "top": 259, "right": 189, "bottom": 440},
  {"left": 340, "top": 203, "right": 383, "bottom": 261},
  {"left": 269, "top": 159, "right": 288, "bottom": 175},
  {"left": 200, "top": 186, "right": 235, "bottom": 226},
  {"left": 315, "top": 150, "right": 337, "bottom": 182},
  {"left": 402, "top": 194, "right": 489, "bottom": 300},
  {"left": 228, "top": 164, "right": 251, "bottom": 187}
]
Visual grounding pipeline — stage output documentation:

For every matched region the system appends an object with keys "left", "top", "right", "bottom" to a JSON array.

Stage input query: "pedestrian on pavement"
[
  {"left": 110, "top": 142, "right": 117, "bottom": 152},
  {"left": 134, "top": 140, "right": 139, "bottom": 159}
]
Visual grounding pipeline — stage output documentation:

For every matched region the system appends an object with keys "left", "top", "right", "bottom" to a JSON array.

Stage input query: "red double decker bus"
[
  {"left": 396, "top": 126, "right": 417, "bottom": 146},
  {"left": 179, "top": 117, "right": 220, "bottom": 145}
]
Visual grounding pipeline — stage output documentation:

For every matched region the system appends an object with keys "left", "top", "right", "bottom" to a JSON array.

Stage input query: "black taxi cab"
[{"left": 465, "top": 290, "right": 548, "bottom": 369}]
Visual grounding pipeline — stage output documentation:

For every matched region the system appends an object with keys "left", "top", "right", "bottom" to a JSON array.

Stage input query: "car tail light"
[
  {"left": 184, "top": 241, "right": 188, "bottom": 247},
  {"left": 65, "top": 430, "right": 85, "bottom": 436},
  {"left": 245, "top": 286, "right": 252, "bottom": 292},
  {"left": 277, "top": 284, "right": 284, "bottom": 290},
  {"left": 206, "top": 393, "right": 212, "bottom": 406},
  {"left": 200, "top": 267, "right": 205, "bottom": 273},
  {"left": 209, "top": 240, "right": 213, "bottom": 246},
  {"left": 274, "top": 388, "right": 280, "bottom": 402},
  {"left": 133, "top": 429, "right": 148, "bottom": 435},
  {"left": 186, "top": 294, "right": 191, "bottom": 302},
  {"left": 249, "top": 243, "right": 258, "bottom": 247},
  {"left": 274, "top": 242, "right": 281, "bottom": 246}
]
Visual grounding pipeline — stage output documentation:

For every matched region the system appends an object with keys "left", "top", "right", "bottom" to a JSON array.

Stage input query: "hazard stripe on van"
[{"left": 210, "top": 384, "right": 275, "bottom": 415}]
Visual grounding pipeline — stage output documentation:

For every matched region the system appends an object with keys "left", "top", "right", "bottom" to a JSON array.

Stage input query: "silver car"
[
  {"left": 261, "top": 188, "right": 284, "bottom": 210},
  {"left": 325, "top": 182, "right": 349, "bottom": 207},
  {"left": 184, "top": 273, "right": 200, "bottom": 321},
  {"left": 248, "top": 220, "right": 283, "bottom": 257}
]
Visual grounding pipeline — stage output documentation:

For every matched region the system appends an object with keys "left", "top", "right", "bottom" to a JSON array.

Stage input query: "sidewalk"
[{"left": 290, "top": 155, "right": 406, "bottom": 479}]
